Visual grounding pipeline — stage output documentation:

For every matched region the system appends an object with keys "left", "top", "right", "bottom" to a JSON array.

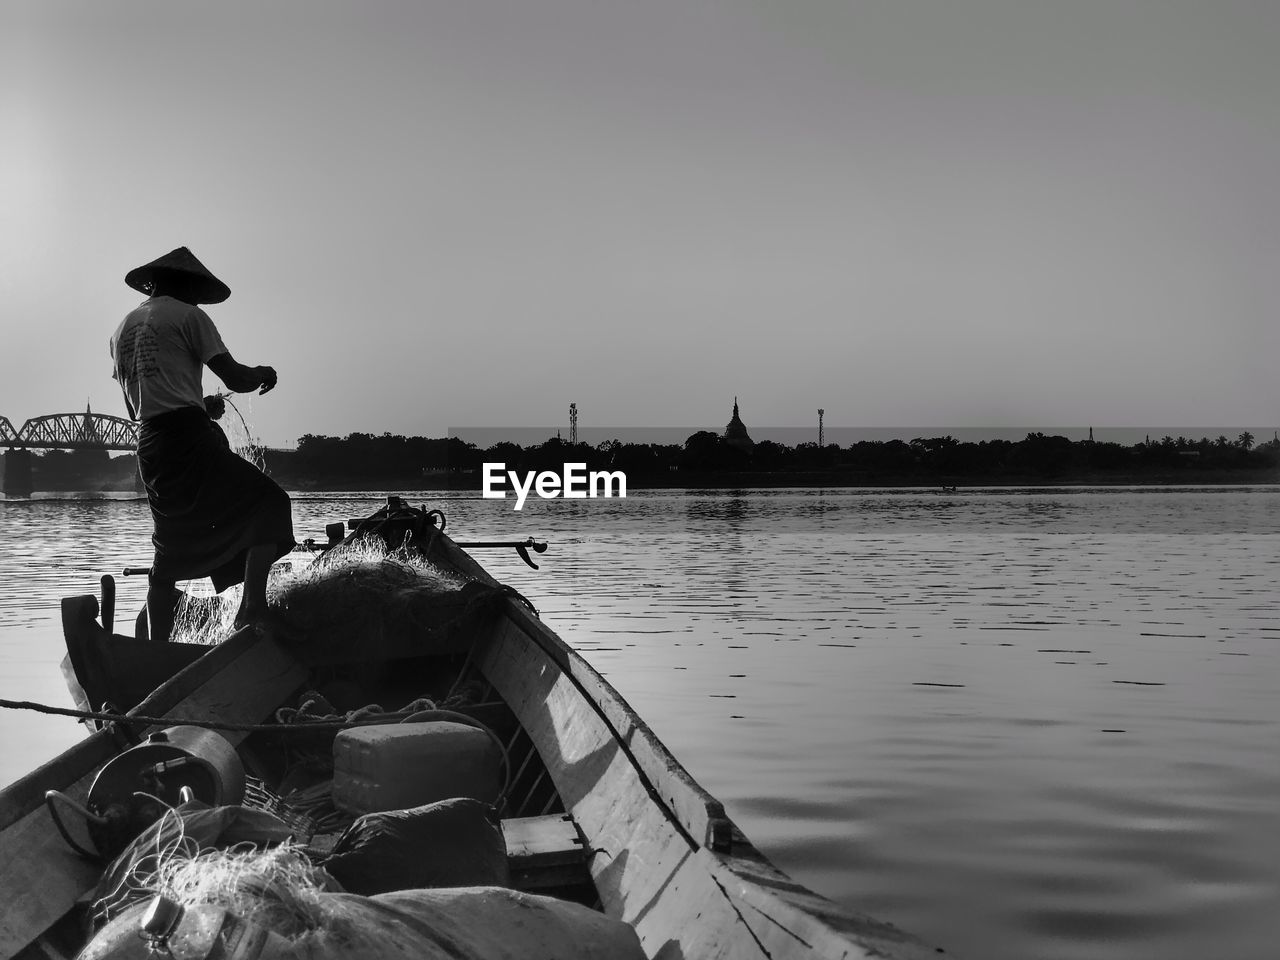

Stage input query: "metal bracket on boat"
[
  {"left": 43, "top": 789, "right": 108, "bottom": 861},
  {"left": 456, "top": 538, "right": 548, "bottom": 570},
  {"left": 139, "top": 895, "right": 184, "bottom": 951}
]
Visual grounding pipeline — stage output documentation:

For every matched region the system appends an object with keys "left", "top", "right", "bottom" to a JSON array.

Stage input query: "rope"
[{"left": 0, "top": 698, "right": 472, "bottom": 734}]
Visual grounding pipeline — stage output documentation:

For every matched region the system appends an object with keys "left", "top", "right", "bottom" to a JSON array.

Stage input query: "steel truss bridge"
[{"left": 1, "top": 410, "right": 137, "bottom": 451}]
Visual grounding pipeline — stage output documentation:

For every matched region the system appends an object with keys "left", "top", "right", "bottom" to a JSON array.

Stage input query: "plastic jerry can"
[{"left": 332, "top": 721, "right": 501, "bottom": 814}]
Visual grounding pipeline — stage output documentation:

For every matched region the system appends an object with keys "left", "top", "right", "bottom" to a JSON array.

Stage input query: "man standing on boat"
[{"left": 110, "top": 246, "right": 294, "bottom": 642}]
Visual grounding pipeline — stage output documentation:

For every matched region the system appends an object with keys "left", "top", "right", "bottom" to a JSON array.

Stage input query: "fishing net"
[
  {"left": 272, "top": 538, "right": 469, "bottom": 645},
  {"left": 168, "top": 538, "right": 471, "bottom": 650},
  {"left": 90, "top": 802, "right": 303, "bottom": 929},
  {"left": 215, "top": 392, "right": 266, "bottom": 472},
  {"left": 169, "top": 589, "right": 245, "bottom": 646},
  {"left": 154, "top": 842, "right": 330, "bottom": 936}
]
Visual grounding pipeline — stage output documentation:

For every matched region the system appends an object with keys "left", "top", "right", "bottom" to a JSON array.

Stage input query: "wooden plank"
[
  {"left": 151, "top": 638, "right": 306, "bottom": 741},
  {"left": 502, "top": 814, "right": 590, "bottom": 891},
  {"left": 0, "top": 636, "right": 307, "bottom": 960},
  {"left": 502, "top": 814, "right": 585, "bottom": 868}
]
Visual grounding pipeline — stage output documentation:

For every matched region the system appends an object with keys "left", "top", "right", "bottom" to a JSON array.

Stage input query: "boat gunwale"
[
  {"left": 425, "top": 531, "right": 732, "bottom": 853},
  {"left": 450, "top": 534, "right": 944, "bottom": 959}
]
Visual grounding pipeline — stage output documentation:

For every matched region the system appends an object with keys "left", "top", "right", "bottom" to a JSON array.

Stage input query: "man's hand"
[
  {"left": 208, "top": 354, "right": 279, "bottom": 395},
  {"left": 203, "top": 395, "right": 226, "bottom": 420},
  {"left": 256, "top": 366, "right": 278, "bottom": 394}
]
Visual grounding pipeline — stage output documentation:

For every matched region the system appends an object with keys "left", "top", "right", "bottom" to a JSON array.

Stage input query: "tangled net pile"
[
  {"left": 154, "top": 843, "right": 328, "bottom": 936},
  {"left": 169, "top": 538, "right": 468, "bottom": 647},
  {"left": 91, "top": 805, "right": 328, "bottom": 934}
]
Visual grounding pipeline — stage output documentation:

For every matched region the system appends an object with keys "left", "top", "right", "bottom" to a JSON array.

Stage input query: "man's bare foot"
[
  {"left": 233, "top": 605, "right": 267, "bottom": 631},
  {"left": 232, "top": 607, "right": 287, "bottom": 643}
]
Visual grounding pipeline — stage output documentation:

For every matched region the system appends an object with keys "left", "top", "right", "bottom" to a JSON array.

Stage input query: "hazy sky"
[{"left": 3, "top": 0, "right": 1277, "bottom": 446}]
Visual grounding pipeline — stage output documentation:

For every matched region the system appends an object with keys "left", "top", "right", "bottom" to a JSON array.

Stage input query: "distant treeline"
[
  {"left": 15, "top": 448, "right": 140, "bottom": 492},
  {"left": 12, "top": 430, "right": 1277, "bottom": 493},
  {"left": 268, "top": 430, "right": 1280, "bottom": 487}
]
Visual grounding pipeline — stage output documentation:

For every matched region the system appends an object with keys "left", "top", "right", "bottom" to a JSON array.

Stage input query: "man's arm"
[{"left": 207, "top": 353, "right": 277, "bottom": 395}]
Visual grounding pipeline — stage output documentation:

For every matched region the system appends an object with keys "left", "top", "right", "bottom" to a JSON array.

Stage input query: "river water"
[{"left": 1, "top": 486, "right": 1277, "bottom": 960}]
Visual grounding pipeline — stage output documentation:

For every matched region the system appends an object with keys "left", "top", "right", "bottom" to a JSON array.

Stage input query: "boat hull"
[{"left": 0, "top": 519, "right": 943, "bottom": 960}]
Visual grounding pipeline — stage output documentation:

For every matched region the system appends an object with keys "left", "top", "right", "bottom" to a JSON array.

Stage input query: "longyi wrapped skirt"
[{"left": 138, "top": 407, "right": 294, "bottom": 591}]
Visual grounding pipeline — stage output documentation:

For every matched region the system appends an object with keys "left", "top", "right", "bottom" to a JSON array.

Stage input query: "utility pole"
[
  {"left": 569, "top": 403, "right": 578, "bottom": 444},
  {"left": 818, "top": 409, "right": 824, "bottom": 448}
]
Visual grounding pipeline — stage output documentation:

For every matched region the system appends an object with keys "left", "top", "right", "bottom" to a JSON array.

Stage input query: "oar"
[
  {"left": 121, "top": 561, "right": 294, "bottom": 576},
  {"left": 123, "top": 539, "right": 549, "bottom": 574}
]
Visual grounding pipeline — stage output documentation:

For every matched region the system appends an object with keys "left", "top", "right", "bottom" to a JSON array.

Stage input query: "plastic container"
[{"left": 332, "top": 722, "right": 501, "bottom": 814}]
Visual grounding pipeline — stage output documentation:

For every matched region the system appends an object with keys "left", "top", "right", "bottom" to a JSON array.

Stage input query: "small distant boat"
[{"left": 0, "top": 498, "right": 941, "bottom": 959}]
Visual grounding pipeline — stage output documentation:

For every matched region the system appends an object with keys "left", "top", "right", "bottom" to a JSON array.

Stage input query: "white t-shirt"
[{"left": 110, "top": 296, "right": 228, "bottom": 421}]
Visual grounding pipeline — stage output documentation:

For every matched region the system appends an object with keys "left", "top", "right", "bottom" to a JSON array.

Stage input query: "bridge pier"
[{"left": 2, "top": 449, "right": 34, "bottom": 497}]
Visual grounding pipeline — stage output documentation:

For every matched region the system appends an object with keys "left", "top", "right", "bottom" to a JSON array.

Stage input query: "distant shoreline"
[
  {"left": 5, "top": 473, "right": 1278, "bottom": 501},
  {"left": 276, "top": 469, "right": 1280, "bottom": 492},
  {"left": 7, "top": 441, "right": 1276, "bottom": 496}
]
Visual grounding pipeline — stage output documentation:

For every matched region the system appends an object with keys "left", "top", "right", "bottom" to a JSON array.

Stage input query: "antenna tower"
[
  {"left": 818, "top": 409, "right": 825, "bottom": 447},
  {"left": 569, "top": 403, "right": 578, "bottom": 444}
]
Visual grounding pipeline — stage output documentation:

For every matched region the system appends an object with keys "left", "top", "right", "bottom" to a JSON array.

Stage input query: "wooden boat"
[{"left": 0, "top": 499, "right": 942, "bottom": 959}]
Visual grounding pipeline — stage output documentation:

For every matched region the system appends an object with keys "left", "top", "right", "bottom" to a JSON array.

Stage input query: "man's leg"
[
  {"left": 233, "top": 543, "right": 276, "bottom": 629},
  {"left": 147, "top": 573, "right": 178, "bottom": 643}
]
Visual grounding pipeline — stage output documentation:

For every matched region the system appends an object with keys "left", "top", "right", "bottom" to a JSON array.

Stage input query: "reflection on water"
[{"left": 2, "top": 487, "right": 1279, "bottom": 960}]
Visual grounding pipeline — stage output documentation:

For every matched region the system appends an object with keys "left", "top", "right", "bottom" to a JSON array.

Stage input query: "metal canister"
[
  {"left": 79, "top": 896, "right": 288, "bottom": 960},
  {"left": 85, "top": 725, "right": 245, "bottom": 856}
]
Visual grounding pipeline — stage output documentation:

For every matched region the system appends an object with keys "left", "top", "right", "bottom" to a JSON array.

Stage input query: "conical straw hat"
[{"left": 125, "top": 246, "right": 231, "bottom": 304}]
